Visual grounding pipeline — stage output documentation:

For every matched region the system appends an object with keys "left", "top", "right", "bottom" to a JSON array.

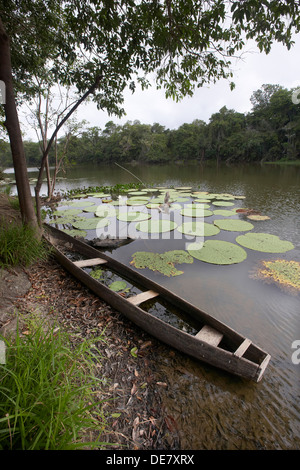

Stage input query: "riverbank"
[{"left": 0, "top": 254, "right": 181, "bottom": 449}]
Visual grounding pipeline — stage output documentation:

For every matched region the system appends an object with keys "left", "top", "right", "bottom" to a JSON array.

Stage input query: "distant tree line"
[{"left": 1, "top": 84, "right": 300, "bottom": 169}]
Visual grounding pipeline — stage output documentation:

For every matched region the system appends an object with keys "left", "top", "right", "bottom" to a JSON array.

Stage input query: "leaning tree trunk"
[{"left": 0, "top": 17, "right": 39, "bottom": 230}]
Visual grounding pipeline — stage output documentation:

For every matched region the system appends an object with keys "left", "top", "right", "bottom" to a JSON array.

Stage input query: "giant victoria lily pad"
[
  {"left": 177, "top": 221, "right": 220, "bottom": 237},
  {"left": 180, "top": 208, "right": 213, "bottom": 217},
  {"left": 117, "top": 211, "right": 151, "bottom": 222},
  {"left": 188, "top": 240, "right": 247, "bottom": 265},
  {"left": 136, "top": 219, "right": 177, "bottom": 233},
  {"left": 236, "top": 233, "right": 295, "bottom": 253},
  {"left": 72, "top": 217, "right": 110, "bottom": 230},
  {"left": 214, "top": 219, "right": 254, "bottom": 232},
  {"left": 130, "top": 250, "right": 194, "bottom": 276}
]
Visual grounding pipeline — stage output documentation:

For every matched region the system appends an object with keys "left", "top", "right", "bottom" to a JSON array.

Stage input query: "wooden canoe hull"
[{"left": 44, "top": 224, "right": 271, "bottom": 382}]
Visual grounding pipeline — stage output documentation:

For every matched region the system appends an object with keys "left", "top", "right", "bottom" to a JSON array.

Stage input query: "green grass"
[
  {"left": 0, "top": 320, "right": 108, "bottom": 450},
  {"left": 0, "top": 221, "right": 49, "bottom": 268}
]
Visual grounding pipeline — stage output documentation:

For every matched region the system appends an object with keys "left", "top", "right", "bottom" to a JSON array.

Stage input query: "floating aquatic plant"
[
  {"left": 236, "top": 233, "right": 294, "bottom": 253},
  {"left": 130, "top": 250, "right": 194, "bottom": 276},
  {"left": 62, "top": 200, "right": 95, "bottom": 208},
  {"left": 95, "top": 206, "right": 117, "bottom": 218},
  {"left": 247, "top": 215, "right": 271, "bottom": 221},
  {"left": 212, "top": 201, "right": 235, "bottom": 207},
  {"left": 61, "top": 229, "right": 87, "bottom": 238},
  {"left": 52, "top": 208, "right": 81, "bottom": 216},
  {"left": 212, "top": 209, "right": 236, "bottom": 217},
  {"left": 109, "top": 280, "right": 129, "bottom": 292},
  {"left": 90, "top": 268, "right": 104, "bottom": 280},
  {"left": 117, "top": 211, "right": 151, "bottom": 222},
  {"left": 136, "top": 219, "right": 177, "bottom": 233},
  {"left": 188, "top": 240, "right": 247, "bottom": 265},
  {"left": 72, "top": 217, "right": 110, "bottom": 230},
  {"left": 180, "top": 208, "right": 213, "bottom": 217},
  {"left": 214, "top": 219, "right": 254, "bottom": 232},
  {"left": 177, "top": 221, "right": 220, "bottom": 237},
  {"left": 255, "top": 259, "right": 300, "bottom": 292}
]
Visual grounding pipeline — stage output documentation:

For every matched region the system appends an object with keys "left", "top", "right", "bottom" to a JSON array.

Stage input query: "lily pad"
[
  {"left": 236, "top": 233, "right": 294, "bottom": 253},
  {"left": 188, "top": 240, "right": 247, "bottom": 265},
  {"left": 72, "top": 217, "right": 110, "bottom": 230},
  {"left": 177, "top": 221, "right": 220, "bottom": 237},
  {"left": 62, "top": 200, "right": 95, "bottom": 208},
  {"left": 212, "top": 201, "right": 235, "bottom": 207},
  {"left": 247, "top": 215, "right": 271, "bottom": 221},
  {"left": 52, "top": 208, "right": 81, "bottom": 216},
  {"left": 130, "top": 250, "right": 194, "bottom": 277},
  {"left": 213, "top": 209, "right": 237, "bottom": 217},
  {"left": 146, "top": 203, "right": 161, "bottom": 209},
  {"left": 180, "top": 208, "right": 213, "bottom": 217},
  {"left": 95, "top": 206, "right": 117, "bottom": 218},
  {"left": 126, "top": 200, "right": 148, "bottom": 206},
  {"left": 257, "top": 259, "right": 300, "bottom": 291},
  {"left": 185, "top": 203, "right": 211, "bottom": 209},
  {"left": 90, "top": 268, "right": 104, "bottom": 280},
  {"left": 117, "top": 211, "right": 151, "bottom": 222},
  {"left": 61, "top": 229, "right": 87, "bottom": 238},
  {"left": 49, "top": 216, "right": 78, "bottom": 225},
  {"left": 136, "top": 220, "right": 177, "bottom": 233},
  {"left": 214, "top": 219, "right": 254, "bottom": 232},
  {"left": 109, "top": 280, "right": 129, "bottom": 292}
]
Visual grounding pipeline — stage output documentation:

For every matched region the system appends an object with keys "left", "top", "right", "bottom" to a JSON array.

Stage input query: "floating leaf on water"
[
  {"left": 49, "top": 216, "right": 77, "bottom": 225},
  {"left": 127, "top": 196, "right": 150, "bottom": 201},
  {"left": 247, "top": 215, "right": 271, "bottom": 221},
  {"left": 180, "top": 208, "right": 213, "bottom": 217},
  {"left": 130, "top": 250, "right": 193, "bottom": 276},
  {"left": 52, "top": 208, "right": 81, "bottom": 216},
  {"left": 109, "top": 280, "right": 128, "bottom": 292},
  {"left": 136, "top": 219, "right": 177, "bottom": 233},
  {"left": 72, "top": 217, "right": 110, "bottom": 230},
  {"left": 126, "top": 200, "right": 149, "bottom": 206},
  {"left": 213, "top": 209, "right": 236, "bottom": 217},
  {"left": 95, "top": 206, "right": 117, "bottom": 218},
  {"left": 62, "top": 200, "right": 95, "bottom": 208},
  {"left": 214, "top": 219, "right": 254, "bottom": 232},
  {"left": 177, "top": 221, "right": 220, "bottom": 237},
  {"left": 61, "top": 229, "right": 87, "bottom": 238},
  {"left": 185, "top": 203, "right": 211, "bottom": 209},
  {"left": 117, "top": 211, "right": 151, "bottom": 222},
  {"left": 236, "top": 233, "right": 294, "bottom": 253},
  {"left": 188, "top": 240, "right": 247, "bottom": 265},
  {"left": 212, "top": 201, "right": 235, "bottom": 207},
  {"left": 90, "top": 268, "right": 104, "bottom": 279},
  {"left": 128, "top": 191, "right": 148, "bottom": 196},
  {"left": 88, "top": 192, "right": 111, "bottom": 198},
  {"left": 146, "top": 203, "right": 161, "bottom": 209},
  {"left": 255, "top": 259, "right": 300, "bottom": 292}
]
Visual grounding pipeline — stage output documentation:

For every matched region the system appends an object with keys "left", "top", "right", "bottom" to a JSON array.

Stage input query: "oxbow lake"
[{"left": 5, "top": 162, "right": 300, "bottom": 449}]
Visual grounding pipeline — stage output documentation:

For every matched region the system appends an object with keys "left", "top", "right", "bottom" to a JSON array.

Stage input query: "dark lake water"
[{"left": 5, "top": 162, "right": 300, "bottom": 449}]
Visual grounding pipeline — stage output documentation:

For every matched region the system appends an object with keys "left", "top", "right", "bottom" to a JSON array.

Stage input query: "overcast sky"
[
  {"left": 79, "top": 38, "right": 300, "bottom": 132},
  {"left": 22, "top": 35, "right": 300, "bottom": 139}
]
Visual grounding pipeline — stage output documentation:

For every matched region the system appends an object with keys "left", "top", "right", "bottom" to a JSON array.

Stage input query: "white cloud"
[{"left": 22, "top": 35, "right": 300, "bottom": 138}]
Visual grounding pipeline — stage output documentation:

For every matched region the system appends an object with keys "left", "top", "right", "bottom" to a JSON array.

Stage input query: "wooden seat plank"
[
  {"left": 195, "top": 325, "right": 223, "bottom": 347},
  {"left": 234, "top": 338, "right": 252, "bottom": 357},
  {"left": 127, "top": 290, "right": 159, "bottom": 306},
  {"left": 74, "top": 258, "right": 108, "bottom": 268}
]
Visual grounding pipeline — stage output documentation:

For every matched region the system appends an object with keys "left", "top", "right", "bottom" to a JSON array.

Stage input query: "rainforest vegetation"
[{"left": 1, "top": 84, "right": 300, "bottom": 170}]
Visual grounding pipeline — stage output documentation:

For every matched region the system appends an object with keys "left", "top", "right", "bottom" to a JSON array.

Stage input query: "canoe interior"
[{"left": 44, "top": 224, "right": 271, "bottom": 382}]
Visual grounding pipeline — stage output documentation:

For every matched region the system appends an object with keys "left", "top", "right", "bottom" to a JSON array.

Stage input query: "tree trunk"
[{"left": 0, "top": 17, "right": 39, "bottom": 231}]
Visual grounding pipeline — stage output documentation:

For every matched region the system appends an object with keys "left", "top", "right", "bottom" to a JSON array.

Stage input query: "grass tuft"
[
  {"left": 0, "top": 221, "right": 49, "bottom": 268},
  {"left": 0, "top": 319, "right": 108, "bottom": 450}
]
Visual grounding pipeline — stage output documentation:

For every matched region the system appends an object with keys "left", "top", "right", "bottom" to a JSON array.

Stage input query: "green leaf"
[
  {"left": 236, "top": 233, "right": 294, "bottom": 253},
  {"left": 188, "top": 240, "right": 247, "bottom": 265}
]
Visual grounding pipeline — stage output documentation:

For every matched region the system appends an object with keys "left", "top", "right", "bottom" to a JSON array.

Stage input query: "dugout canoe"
[{"left": 44, "top": 224, "right": 271, "bottom": 382}]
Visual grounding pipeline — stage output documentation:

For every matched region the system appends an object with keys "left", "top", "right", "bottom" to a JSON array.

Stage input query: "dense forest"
[{"left": 1, "top": 84, "right": 300, "bottom": 170}]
